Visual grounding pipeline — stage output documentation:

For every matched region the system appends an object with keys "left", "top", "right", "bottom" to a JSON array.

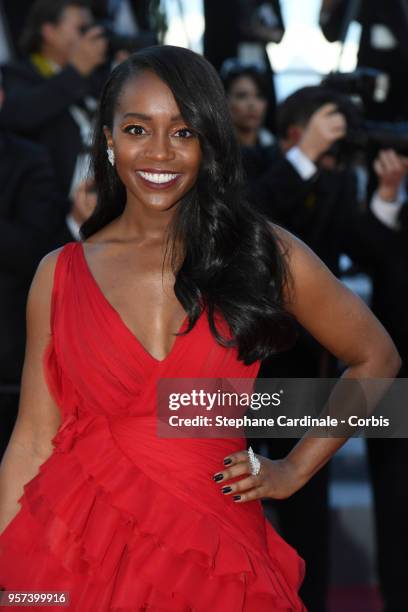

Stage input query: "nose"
[{"left": 145, "top": 131, "right": 175, "bottom": 161}]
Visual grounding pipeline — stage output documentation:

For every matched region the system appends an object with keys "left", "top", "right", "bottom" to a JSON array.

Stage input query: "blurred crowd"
[{"left": 0, "top": 1, "right": 407, "bottom": 612}]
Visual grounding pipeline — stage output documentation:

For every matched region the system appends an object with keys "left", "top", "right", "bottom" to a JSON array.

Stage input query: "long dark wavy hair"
[{"left": 80, "top": 45, "right": 298, "bottom": 365}]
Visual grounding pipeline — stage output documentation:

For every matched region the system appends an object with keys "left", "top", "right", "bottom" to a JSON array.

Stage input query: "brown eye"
[
  {"left": 175, "top": 128, "right": 195, "bottom": 138},
  {"left": 124, "top": 125, "right": 145, "bottom": 135}
]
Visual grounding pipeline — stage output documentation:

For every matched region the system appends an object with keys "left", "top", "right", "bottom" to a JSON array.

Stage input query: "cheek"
[
  {"left": 60, "top": 28, "right": 79, "bottom": 50},
  {"left": 114, "top": 138, "right": 141, "bottom": 166},
  {"left": 229, "top": 102, "right": 244, "bottom": 121},
  {"left": 257, "top": 101, "right": 267, "bottom": 116},
  {"left": 187, "top": 144, "right": 202, "bottom": 171}
]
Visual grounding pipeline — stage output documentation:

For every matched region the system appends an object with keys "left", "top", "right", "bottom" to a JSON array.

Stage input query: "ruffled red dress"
[{"left": 0, "top": 242, "right": 306, "bottom": 611}]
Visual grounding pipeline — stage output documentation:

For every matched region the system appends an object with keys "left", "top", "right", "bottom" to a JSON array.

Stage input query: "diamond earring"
[{"left": 107, "top": 148, "right": 115, "bottom": 166}]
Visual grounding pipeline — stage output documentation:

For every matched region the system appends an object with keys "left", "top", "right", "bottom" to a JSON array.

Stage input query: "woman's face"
[
  {"left": 105, "top": 71, "right": 202, "bottom": 213},
  {"left": 227, "top": 75, "right": 267, "bottom": 133}
]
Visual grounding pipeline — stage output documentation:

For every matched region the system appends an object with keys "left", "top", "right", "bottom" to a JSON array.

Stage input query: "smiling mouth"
[{"left": 136, "top": 170, "right": 182, "bottom": 187}]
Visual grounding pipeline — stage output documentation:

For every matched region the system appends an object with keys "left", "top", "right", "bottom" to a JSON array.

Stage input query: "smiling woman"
[
  {"left": 103, "top": 70, "right": 202, "bottom": 211},
  {"left": 0, "top": 45, "right": 401, "bottom": 611}
]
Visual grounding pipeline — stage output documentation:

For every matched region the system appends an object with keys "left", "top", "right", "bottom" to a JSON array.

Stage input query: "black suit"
[
  {"left": 0, "top": 58, "right": 106, "bottom": 196},
  {"left": 245, "top": 144, "right": 357, "bottom": 611},
  {"left": 0, "top": 130, "right": 68, "bottom": 459},
  {"left": 361, "top": 209, "right": 408, "bottom": 612},
  {"left": 243, "top": 143, "right": 365, "bottom": 275},
  {"left": 244, "top": 141, "right": 408, "bottom": 612}
]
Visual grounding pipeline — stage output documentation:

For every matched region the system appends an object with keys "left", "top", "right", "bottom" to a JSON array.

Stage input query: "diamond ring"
[{"left": 247, "top": 446, "right": 261, "bottom": 476}]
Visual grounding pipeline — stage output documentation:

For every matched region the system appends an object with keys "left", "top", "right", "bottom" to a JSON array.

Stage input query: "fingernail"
[
  {"left": 233, "top": 495, "right": 241, "bottom": 501},
  {"left": 213, "top": 473, "right": 224, "bottom": 482},
  {"left": 221, "top": 486, "right": 232, "bottom": 494},
  {"left": 223, "top": 457, "right": 232, "bottom": 465}
]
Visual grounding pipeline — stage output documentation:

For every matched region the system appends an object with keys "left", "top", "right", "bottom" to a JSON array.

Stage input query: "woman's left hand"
[{"left": 212, "top": 449, "right": 306, "bottom": 502}]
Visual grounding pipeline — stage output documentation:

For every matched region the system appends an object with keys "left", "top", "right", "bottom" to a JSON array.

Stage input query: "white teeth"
[{"left": 138, "top": 171, "right": 179, "bottom": 184}]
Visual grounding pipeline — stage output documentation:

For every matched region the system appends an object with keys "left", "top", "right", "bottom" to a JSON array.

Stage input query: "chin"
[{"left": 137, "top": 194, "right": 181, "bottom": 212}]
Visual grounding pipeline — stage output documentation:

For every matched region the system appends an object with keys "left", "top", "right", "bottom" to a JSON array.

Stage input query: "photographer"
[
  {"left": 242, "top": 85, "right": 407, "bottom": 612},
  {"left": 244, "top": 86, "right": 353, "bottom": 612},
  {"left": 244, "top": 86, "right": 364, "bottom": 276},
  {"left": 360, "top": 147, "right": 408, "bottom": 612},
  {"left": 320, "top": 0, "right": 408, "bottom": 122},
  {"left": 0, "top": 0, "right": 108, "bottom": 198}
]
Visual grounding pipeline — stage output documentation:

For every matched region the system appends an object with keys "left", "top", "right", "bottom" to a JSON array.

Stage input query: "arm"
[
  {"left": 319, "top": 0, "right": 351, "bottom": 42},
  {"left": 370, "top": 149, "right": 408, "bottom": 230},
  {"left": 0, "top": 249, "right": 63, "bottom": 535},
  {"left": 276, "top": 226, "right": 401, "bottom": 485},
  {"left": 342, "top": 150, "right": 408, "bottom": 266},
  {"left": 212, "top": 225, "right": 401, "bottom": 501},
  {"left": 0, "top": 27, "right": 107, "bottom": 133},
  {"left": 238, "top": 0, "right": 284, "bottom": 43}
]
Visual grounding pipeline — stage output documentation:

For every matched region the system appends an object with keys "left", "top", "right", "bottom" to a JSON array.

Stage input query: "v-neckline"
[{"left": 77, "top": 241, "right": 190, "bottom": 364}]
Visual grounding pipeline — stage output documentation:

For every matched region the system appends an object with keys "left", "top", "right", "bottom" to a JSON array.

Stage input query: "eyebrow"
[{"left": 122, "top": 112, "right": 183, "bottom": 121}]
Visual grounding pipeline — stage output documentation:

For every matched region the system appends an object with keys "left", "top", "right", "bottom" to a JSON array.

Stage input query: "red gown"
[{"left": 0, "top": 242, "right": 306, "bottom": 611}]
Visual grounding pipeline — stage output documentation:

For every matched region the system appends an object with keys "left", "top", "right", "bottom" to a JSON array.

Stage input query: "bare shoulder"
[
  {"left": 266, "top": 221, "right": 332, "bottom": 304},
  {"left": 268, "top": 221, "right": 319, "bottom": 263},
  {"left": 37, "top": 245, "right": 68, "bottom": 272},
  {"left": 29, "top": 246, "right": 68, "bottom": 300},
  {"left": 7, "top": 245, "right": 73, "bottom": 457},
  {"left": 26, "top": 244, "right": 75, "bottom": 328}
]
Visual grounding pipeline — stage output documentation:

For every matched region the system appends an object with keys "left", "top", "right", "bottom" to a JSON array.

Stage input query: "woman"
[
  {"left": 0, "top": 46, "right": 400, "bottom": 611},
  {"left": 221, "top": 61, "right": 274, "bottom": 148}
]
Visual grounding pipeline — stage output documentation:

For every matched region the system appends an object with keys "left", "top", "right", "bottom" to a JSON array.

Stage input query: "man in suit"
[
  {"left": 358, "top": 149, "right": 408, "bottom": 612},
  {"left": 320, "top": 0, "right": 408, "bottom": 121},
  {"left": 244, "top": 85, "right": 354, "bottom": 612},
  {"left": 0, "top": 0, "right": 108, "bottom": 198},
  {"left": 245, "top": 85, "right": 408, "bottom": 611},
  {"left": 0, "top": 75, "right": 68, "bottom": 460}
]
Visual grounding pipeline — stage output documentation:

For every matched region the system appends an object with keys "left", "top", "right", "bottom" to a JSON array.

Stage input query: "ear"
[
  {"left": 103, "top": 126, "right": 113, "bottom": 149},
  {"left": 41, "top": 22, "right": 56, "bottom": 46}
]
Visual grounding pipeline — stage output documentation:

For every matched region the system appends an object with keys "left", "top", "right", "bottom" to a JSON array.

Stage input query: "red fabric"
[{"left": 0, "top": 242, "right": 306, "bottom": 611}]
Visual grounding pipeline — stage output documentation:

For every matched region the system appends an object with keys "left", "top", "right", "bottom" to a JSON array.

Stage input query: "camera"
[{"left": 322, "top": 69, "right": 408, "bottom": 157}]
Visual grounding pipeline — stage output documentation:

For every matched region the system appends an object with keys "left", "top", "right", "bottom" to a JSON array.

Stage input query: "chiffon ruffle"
[{"left": 1, "top": 414, "right": 304, "bottom": 611}]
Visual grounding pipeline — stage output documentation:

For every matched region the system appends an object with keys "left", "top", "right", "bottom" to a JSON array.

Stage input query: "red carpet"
[{"left": 329, "top": 586, "right": 382, "bottom": 612}]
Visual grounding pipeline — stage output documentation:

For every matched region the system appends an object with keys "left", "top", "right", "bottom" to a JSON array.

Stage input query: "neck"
[
  {"left": 39, "top": 45, "right": 65, "bottom": 68},
  {"left": 116, "top": 195, "right": 178, "bottom": 244},
  {"left": 236, "top": 127, "right": 258, "bottom": 147}
]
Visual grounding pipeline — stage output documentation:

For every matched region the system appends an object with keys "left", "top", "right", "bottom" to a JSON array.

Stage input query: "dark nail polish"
[
  {"left": 221, "top": 486, "right": 232, "bottom": 494},
  {"left": 223, "top": 457, "right": 232, "bottom": 465},
  {"left": 232, "top": 495, "right": 241, "bottom": 501},
  {"left": 213, "top": 473, "right": 224, "bottom": 482}
]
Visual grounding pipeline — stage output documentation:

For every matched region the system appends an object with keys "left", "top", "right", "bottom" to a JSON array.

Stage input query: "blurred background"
[{"left": 1, "top": 2, "right": 408, "bottom": 611}]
